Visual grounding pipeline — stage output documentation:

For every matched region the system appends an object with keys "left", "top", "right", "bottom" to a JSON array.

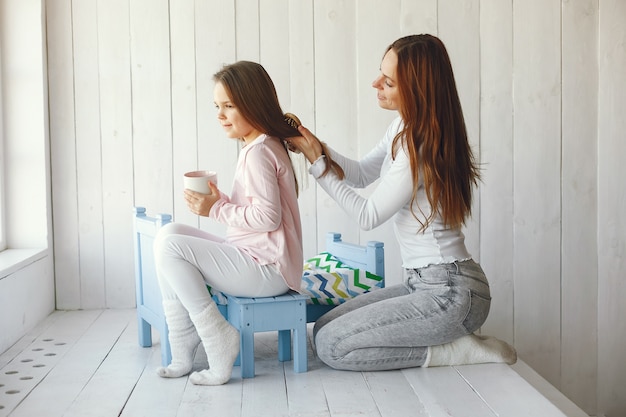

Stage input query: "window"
[
  {"left": 0, "top": 0, "right": 54, "bottom": 355},
  {"left": 0, "top": 0, "right": 49, "bottom": 265}
]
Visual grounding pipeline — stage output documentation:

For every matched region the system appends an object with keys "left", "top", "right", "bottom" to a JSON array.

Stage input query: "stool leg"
[
  {"left": 292, "top": 325, "right": 307, "bottom": 373},
  {"left": 137, "top": 316, "right": 152, "bottom": 347},
  {"left": 278, "top": 330, "right": 292, "bottom": 361},
  {"left": 240, "top": 325, "right": 255, "bottom": 378}
]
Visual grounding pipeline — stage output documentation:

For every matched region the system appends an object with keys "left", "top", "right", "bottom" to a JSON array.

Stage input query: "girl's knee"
[
  {"left": 154, "top": 223, "right": 186, "bottom": 248},
  {"left": 156, "top": 222, "right": 184, "bottom": 239},
  {"left": 154, "top": 223, "right": 182, "bottom": 253}
]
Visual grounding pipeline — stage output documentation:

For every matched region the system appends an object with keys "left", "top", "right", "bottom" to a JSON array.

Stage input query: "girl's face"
[
  {"left": 214, "top": 82, "right": 262, "bottom": 145},
  {"left": 372, "top": 49, "right": 400, "bottom": 111}
]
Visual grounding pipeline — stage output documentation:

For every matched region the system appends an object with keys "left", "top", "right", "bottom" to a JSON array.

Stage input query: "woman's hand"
[
  {"left": 287, "top": 125, "right": 324, "bottom": 164},
  {"left": 184, "top": 181, "right": 220, "bottom": 216}
]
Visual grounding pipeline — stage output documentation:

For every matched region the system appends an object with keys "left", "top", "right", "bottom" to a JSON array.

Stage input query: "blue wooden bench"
[{"left": 132, "top": 207, "right": 385, "bottom": 378}]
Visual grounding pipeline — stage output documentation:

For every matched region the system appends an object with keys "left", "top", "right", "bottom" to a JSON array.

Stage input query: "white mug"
[{"left": 183, "top": 170, "right": 217, "bottom": 194}]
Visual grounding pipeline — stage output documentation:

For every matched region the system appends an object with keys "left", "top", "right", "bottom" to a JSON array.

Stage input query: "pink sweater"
[{"left": 209, "top": 134, "right": 303, "bottom": 291}]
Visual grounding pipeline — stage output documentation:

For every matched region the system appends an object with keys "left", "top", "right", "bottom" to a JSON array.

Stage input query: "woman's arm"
[
  {"left": 303, "top": 118, "right": 412, "bottom": 230},
  {"left": 323, "top": 139, "right": 386, "bottom": 188},
  {"left": 294, "top": 117, "right": 403, "bottom": 188},
  {"left": 312, "top": 144, "right": 413, "bottom": 230}
]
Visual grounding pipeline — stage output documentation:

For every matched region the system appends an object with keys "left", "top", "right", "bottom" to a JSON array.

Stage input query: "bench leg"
[
  {"left": 240, "top": 325, "right": 255, "bottom": 378},
  {"left": 292, "top": 325, "right": 307, "bottom": 373},
  {"left": 278, "top": 330, "right": 292, "bottom": 361},
  {"left": 138, "top": 316, "right": 152, "bottom": 347}
]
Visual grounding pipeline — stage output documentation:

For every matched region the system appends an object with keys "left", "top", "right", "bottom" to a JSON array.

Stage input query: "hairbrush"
[
  {"left": 284, "top": 112, "right": 301, "bottom": 129},
  {"left": 284, "top": 113, "right": 302, "bottom": 153}
]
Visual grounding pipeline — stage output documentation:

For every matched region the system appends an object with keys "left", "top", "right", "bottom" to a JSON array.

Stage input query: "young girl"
[
  {"left": 290, "top": 34, "right": 517, "bottom": 371},
  {"left": 154, "top": 61, "right": 303, "bottom": 385}
]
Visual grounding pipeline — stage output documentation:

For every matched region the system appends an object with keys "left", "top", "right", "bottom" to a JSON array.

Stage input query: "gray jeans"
[{"left": 313, "top": 259, "right": 491, "bottom": 371}]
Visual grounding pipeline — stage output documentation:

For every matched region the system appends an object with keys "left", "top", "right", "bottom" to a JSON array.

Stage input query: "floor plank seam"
[{"left": 453, "top": 366, "right": 499, "bottom": 416}]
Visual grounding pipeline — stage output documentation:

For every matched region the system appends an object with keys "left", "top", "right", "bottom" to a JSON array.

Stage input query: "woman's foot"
[{"left": 424, "top": 334, "right": 517, "bottom": 367}]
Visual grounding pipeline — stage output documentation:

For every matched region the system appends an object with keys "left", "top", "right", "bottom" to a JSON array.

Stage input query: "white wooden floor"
[{"left": 0, "top": 309, "right": 589, "bottom": 417}]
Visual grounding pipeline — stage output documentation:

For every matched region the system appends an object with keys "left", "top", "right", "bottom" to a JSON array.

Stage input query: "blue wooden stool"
[{"left": 227, "top": 291, "right": 309, "bottom": 377}]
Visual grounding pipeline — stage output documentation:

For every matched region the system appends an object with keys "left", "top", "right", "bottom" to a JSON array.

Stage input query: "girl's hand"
[
  {"left": 287, "top": 125, "right": 324, "bottom": 164},
  {"left": 184, "top": 181, "right": 220, "bottom": 216}
]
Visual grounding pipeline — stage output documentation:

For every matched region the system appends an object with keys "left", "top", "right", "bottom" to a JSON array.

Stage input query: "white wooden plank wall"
[
  {"left": 597, "top": 1, "right": 626, "bottom": 416},
  {"left": 313, "top": 0, "right": 359, "bottom": 247},
  {"left": 97, "top": 0, "right": 136, "bottom": 313},
  {"left": 72, "top": 0, "right": 106, "bottom": 309},
  {"left": 512, "top": 0, "right": 562, "bottom": 389},
  {"left": 44, "top": 0, "right": 626, "bottom": 415},
  {"left": 561, "top": 0, "right": 599, "bottom": 412}
]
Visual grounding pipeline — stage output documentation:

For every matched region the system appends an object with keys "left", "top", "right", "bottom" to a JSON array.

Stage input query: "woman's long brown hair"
[{"left": 388, "top": 35, "right": 480, "bottom": 231}]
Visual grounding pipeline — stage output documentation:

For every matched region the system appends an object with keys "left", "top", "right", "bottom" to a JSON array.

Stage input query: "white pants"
[{"left": 153, "top": 222, "right": 289, "bottom": 315}]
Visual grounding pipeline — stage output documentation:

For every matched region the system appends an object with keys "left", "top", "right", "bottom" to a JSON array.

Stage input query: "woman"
[
  {"left": 154, "top": 61, "right": 303, "bottom": 385},
  {"left": 290, "top": 34, "right": 516, "bottom": 371}
]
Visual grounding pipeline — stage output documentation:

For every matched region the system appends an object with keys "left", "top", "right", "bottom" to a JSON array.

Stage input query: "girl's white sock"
[
  {"left": 156, "top": 299, "right": 201, "bottom": 378},
  {"left": 189, "top": 302, "right": 240, "bottom": 385}
]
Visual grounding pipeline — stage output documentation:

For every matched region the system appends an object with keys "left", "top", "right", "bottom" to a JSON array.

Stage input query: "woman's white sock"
[{"left": 424, "top": 334, "right": 517, "bottom": 367}]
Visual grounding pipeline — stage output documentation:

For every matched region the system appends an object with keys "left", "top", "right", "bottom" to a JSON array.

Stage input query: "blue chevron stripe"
[
  {"left": 315, "top": 273, "right": 335, "bottom": 299},
  {"left": 301, "top": 274, "right": 323, "bottom": 299}
]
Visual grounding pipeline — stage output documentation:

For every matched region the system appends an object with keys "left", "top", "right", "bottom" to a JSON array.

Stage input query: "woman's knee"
[
  {"left": 314, "top": 326, "right": 341, "bottom": 369},
  {"left": 315, "top": 323, "right": 360, "bottom": 371},
  {"left": 312, "top": 311, "right": 334, "bottom": 339}
]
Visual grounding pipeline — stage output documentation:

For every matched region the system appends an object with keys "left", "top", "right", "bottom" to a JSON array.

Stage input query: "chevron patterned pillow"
[{"left": 300, "top": 252, "right": 384, "bottom": 305}]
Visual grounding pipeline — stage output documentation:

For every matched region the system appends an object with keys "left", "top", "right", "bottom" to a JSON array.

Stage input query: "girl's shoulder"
[
  {"left": 243, "top": 135, "right": 287, "bottom": 163},
  {"left": 246, "top": 134, "right": 281, "bottom": 148}
]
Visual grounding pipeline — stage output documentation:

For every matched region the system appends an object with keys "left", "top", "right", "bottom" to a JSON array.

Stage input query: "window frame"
[{"left": 0, "top": 45, "right": 5, "bottom": 252}]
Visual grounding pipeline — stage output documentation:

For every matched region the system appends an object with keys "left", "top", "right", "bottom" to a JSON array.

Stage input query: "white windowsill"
[{"left": 0, "top": 248, "right": 48, "bottom": 279}]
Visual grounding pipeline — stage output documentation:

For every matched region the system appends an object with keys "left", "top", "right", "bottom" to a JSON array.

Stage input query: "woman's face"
[
  {"left": 214, "top": 81, "right": 262, "bottom": 145},
  {"left": 372, "top": 49, "right": 400, "bottom": 111}
]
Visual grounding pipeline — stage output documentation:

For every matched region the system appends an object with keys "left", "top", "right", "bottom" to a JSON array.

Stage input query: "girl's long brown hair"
[
  {"left": 213, "top": 61, "right": 301, "bottom": 194},
  {"left": 388, "top": 35, "right": 480, "bottom": 231}
]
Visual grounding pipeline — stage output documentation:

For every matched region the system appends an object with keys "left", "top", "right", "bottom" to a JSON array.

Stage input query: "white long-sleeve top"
[{"left": 309, "top": 116, "right": 471, "bottom": 269}]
